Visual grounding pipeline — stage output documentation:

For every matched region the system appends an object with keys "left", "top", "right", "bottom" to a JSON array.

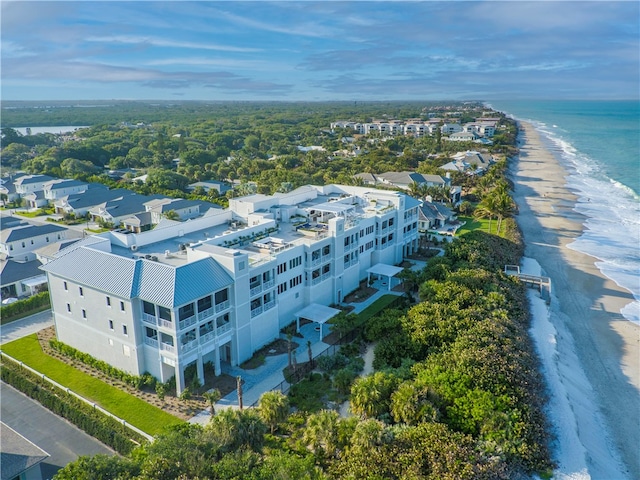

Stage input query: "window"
[
  {"left": 21, "top": 241, "right": 25, "bottom": 248},
  {"left": 179, "top": 303, "right": 195, "bottom": 321},
  {"left": 122, "top": 325, "right": 128, "bottom": 335},
  {"left": 109, "top": 320, "right": 114, "bottom": 330},
  {"left": 82, "top": 309, "right": 87, "bottom": 319},
  {"left": 214, "top": 289, "right": 228, "bottom": 305},
  {"left": 9, "top": 245, "right": 13, "bottom": 251},
  {"left": 238, "top": 261, "right": 245, "bottom": 270},
  {"left": 106, "top": 296, "right": 111, "bottom": 307},
  {"left": 120, "top": 301, "right": 125, "bottom": 311},
  {"left": 46, "top": 236, "right": 49, "bottom": 242},
  {"left": 277, "top": 282, "right": 287, "bottom": 294},
  {"left": 30, "top": 239, "right": 34, "bottom": 245},
  {"left": 277, "top": 262, "right": 287, "bottom": 274},
  {"left": 143, "top": 301, "right": 155, "bottom": 315},
  {"left": 79, "top": 287, "right": 84, "bottom": 297},
  {"left": 63, "top": 281, "right": 68, "bottom": 291},
  {"left": 66, "top": 303, "right": 71, "bottom": 312},
  {"left": 289, "top": 256, "right": 301, "bottom": 269},
  {"left": 197, "top": 296, "right": 212, "bottom": 312}
]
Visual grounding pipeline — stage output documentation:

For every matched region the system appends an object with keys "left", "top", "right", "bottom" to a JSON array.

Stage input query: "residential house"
[
  {"left": 53, "top": 184, "right": 120, "bottom": 218},
  {"left": 418, "top": 201, "right": 456, "bottom": 232},
  {"left": 41, "top": 184, "right": 421, "bottom": 393},
  {"left": 43, "top": 179, "right": 89, "bottom": 200},
  {"left": 187, "top": 181, "right": 232, "bottom": 195},
  {"left": 1, "top": 257, "right": 47, "bottom": 299},
  {"left": 1, "top": 422, "right": 49, "bottom": 480},
  {"left": 0, "top": 173, "right": 27, "bottom": 203},
  {"left": 0, "top": 223, "right": 75, "bottom": 262},
  {"left": 13, "top": 175, "right": 56, "bottom": 195},
  {"left": 445, "top": 131, "right": 481, "bottom": 142},
  {"left": 90, "top": 194, "right": 167, "bottom": 227},
  {"left": 23, "top": 191, "right": 47, "bottom": 209}
]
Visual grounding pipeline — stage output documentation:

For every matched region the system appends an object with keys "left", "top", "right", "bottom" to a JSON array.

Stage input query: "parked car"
[{"left": 2, "top": 297, "right": 18, "bottom": 305}]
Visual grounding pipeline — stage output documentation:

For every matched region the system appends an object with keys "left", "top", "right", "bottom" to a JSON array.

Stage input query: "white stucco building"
[{"left": 41, "top": 184, "right": 420, "bottom": 393}]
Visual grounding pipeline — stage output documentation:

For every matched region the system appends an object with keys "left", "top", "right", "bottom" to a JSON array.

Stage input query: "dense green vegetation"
[
  {"left": 2, "top": 102, "right": 549, "bottom": 477},
  {"left": 1, "top": 101, "right": 518, "bottom": 203},
  {"left": 0, "top": 291, "right": 50, "bottom": 324}
]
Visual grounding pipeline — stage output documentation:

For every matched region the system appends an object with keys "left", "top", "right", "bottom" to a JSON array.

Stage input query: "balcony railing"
[
  {"left": 263, "top": 299, "right": 276, "bottom": 311},
  {"left": 217, "top": 322, "right": 232, "bottom": 335},
  {"left": 311, "top": 256, "right": 322, "bottom": 266},
  {"left": 178, "top": 314, "right": 197, "bottom": 331},
  {"left": 160, "top": 343, "right": 175, "bottom": 354},
  {"left": 250, "top": 305, "right": 263, "bottom": 318},
  {"left": 215, "top": 300, "right": 230, "bottom": 313},
  {"left": 144, "top": 337, "right": 158, "bottom": 348},
  {"left": 200, "top": 330, "right": 215, "bottom": 344},
  {"left": 198, "top": 307, "right": 214, "bottom": 321},
  {"left": 181, "top": 339, "right": 198, "bottom": 353},
  {"left": 250, "top": 284, "right": 262, "bottom": 296},
  {"left": 158, "top": 318, "right": 174, "bottom": 329},
  {"left": 263, "top": 278, "right": 275, "bottom": 289},
  {"left": 142, "top": 312, "right": 157, "bottom": 325}
]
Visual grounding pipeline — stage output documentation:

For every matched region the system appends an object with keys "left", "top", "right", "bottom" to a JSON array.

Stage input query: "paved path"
[
  {"left": 1, "top": 309, "right": 53, "bottom": 345},
  {"left": 190, "top": 287, "right": 405, "bottom": 424},
  {"left": 1, "top": 382, "right": 114, "bottom": 479}
]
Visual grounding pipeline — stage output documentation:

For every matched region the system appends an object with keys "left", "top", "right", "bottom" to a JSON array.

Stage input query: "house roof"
[
  {"left": 188, "top": 181, "right": 231, "bottom": 193},
  {"left": 34, "top": 239, "right": 82, "bottom": 260},
  {"left": 1, "top": 422, "right": 49, "bottom": 480},
  {"left": 24, "top": 190, "right": 45, "bottom": 200},
  {"left": 58, "top": 188, "right": 137, "bottom": 210},
  {"left": 0, "top": 224, "right": 67, "bottom": 244},
  {"left": 95, "top": 194, "right": 165, "bottom": 219},
  {"left": 404, "top": 195, "right": 422, "bottom": 210},
  {"left": 123, "top": 211, "right": 152, "bottom": 227},
  {"left": 14, "top": 174, "right": 55, "bottom": 186},
  {"left": 44, "top": 179, "right": 87, "bottom": 191},
  {"left": 0, "top": 216, "right": 27, "bottom": 229},
  {"left": 1, "top": 258, "right": 43, "bottom": 285},
  {"left": 41, "top": 246, "right": 233, "bottom": 307}
]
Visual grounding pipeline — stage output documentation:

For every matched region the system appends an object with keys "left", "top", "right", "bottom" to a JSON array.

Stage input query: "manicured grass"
[
  {"left": 357, "top": 294, "right": 403, "bottom": 322},
  {"left": 1, "top": 335, "right": 183, "bottom": 435},
  {"left": 456, "top": 216, "right": 493, "bottom": 235}
]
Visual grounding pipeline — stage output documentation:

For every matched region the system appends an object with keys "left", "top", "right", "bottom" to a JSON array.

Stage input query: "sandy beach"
[{"left": 512, "top": 122, "right": 640, "bottom": 479}]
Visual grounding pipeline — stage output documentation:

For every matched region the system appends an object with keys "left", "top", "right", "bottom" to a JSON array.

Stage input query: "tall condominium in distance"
[{"left": 41, "top": 185, "right": 421, "bottom": 393}]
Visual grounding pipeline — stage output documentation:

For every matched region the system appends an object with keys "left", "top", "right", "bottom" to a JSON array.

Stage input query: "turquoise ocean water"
[{"left": 487, "top": 100, "right": 640, "bottom": 324}]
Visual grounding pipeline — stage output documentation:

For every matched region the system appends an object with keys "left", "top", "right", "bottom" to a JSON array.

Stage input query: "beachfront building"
[{"left": 41, "top": 184, "right": 421, "bottom": 393}]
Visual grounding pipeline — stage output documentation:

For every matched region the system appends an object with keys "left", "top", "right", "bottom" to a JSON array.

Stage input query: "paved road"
[
  {"left": 1, "top": 309, "right": 53, "bottom": 345},
  {"left": 1, "top": 382, "right": 115, "bottom": 479}
]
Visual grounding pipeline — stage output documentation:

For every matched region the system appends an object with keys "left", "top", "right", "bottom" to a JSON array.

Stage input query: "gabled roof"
[
  {"left": 14, "top": 174, "right": 55, "bottom": 186},
  {"left": 42, "top": 245, "right": 234, "bottom": 307},
  {"left": 0, "top": 216, "right": 27, "bottom": 229},
  {"left": 123, "top": 211, "right": 152, "bottom": 227},
  {"left": 44, "top": 179, "right": 88, "bottom": 191},
  {"left": 404, "top": 195, "right": 422, "bottom": 209},
  {"left": 58, "top": 188, "right": 136, "bottom": 209},
  {"left": 0, "top": 223, "right": 67, "bottom": 244},
  {"left": 1, "top": 422, "right": 49, "bottom": 480},
  {"left": 24, "top": 190, "right": 45, "bottom": 200},
  {"left": 41, "top": 247, "right": 138, "bottom": 298},
  {"left": 134, "top": 257, "right": 233, "bottom": 307},
  {"left": 34, "top": 239, "right": 81, "bottom": 260},
  {"left": 1, "top": 258, "right": 43, "bottom": 285},
  {"left": 419, "top": 201, "right": 453, "bottom": 221}
]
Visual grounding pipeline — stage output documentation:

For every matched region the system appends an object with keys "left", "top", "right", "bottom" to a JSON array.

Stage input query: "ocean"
[{"left": 488, "top": 100, "right": 640, "bottom": 325}]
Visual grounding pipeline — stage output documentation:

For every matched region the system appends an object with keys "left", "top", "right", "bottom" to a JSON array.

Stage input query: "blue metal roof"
[{"left": 2, "top": 224, "right": 67, "bottom": 243}]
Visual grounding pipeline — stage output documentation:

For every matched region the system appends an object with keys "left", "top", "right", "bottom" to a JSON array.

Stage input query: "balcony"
[
  {"left": 160, "top": 343, "right": 175, "bottom": 354},
  {"left": 215, "top": 300, "right": 230, "bottom": 313},
  {"left": 181, "top": 339, "right": 198, "bottom": 353},
  {"left": 263, "top": 299, "right": 276, "bottom": 311},
  {"left": 178, "top": 314, "right": 197, "bottom": 331},
  {"left": 250, "top": 305, "right": 263, "bottom": 318},
  {"left": 198, "top": 307, "right": 214, "bottom": 321},
  {"left": 141, "top": 313, "right": 157, "bottom": 325},
  {"left": 144, "top": 337, "right": 158, "bottom": 348},
  {"left": 200, "top": 330, "right": 215, "bottom": 345},
  {"left": 158, "top": 318, "right": 174, "bottom": 329},
  {"left": 311, "top": 256, "right": 322, "bottom": 267},
  {"left": 217, "top": 322, "right": 232, "bottom": 335},
  {"left": 263, "top": 278, "right": 275, "bottom": 289},
  {"left": 250, "top": 284, "right": 262, "bottom": 296}
]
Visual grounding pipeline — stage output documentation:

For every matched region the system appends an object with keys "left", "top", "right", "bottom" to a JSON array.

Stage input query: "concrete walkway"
[{"left": 189, "top": 286, "right": 405, "bottom": 424}]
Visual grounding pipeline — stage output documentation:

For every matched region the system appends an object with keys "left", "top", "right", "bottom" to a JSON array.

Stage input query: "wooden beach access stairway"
[{"left": 504, "top": 265, "right": 551, "bottom": 304}]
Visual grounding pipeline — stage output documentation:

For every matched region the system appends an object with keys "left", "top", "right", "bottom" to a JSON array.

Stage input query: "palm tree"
[
  {"left": 494, "top": 190, "right": 516, "bottom": 234},
  {"left": 203, "top": 388, "right": 222, "bottom": 416},
  {"left": 258, "top": 391, "right": 289, "bottom": 434},
  {"left": 302, "top": 410, "right": 340, "bottom": 460},
  {"left": 474, "top": 193, "right": 498, "bottom": 234}
]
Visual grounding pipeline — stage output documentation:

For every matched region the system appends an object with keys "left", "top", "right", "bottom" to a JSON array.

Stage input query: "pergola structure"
[
  {"left": 295, "top": 303, "right": 342, "bottom": 342},
  {"left": 366, "top": 263, "right": 404, "bottom": 291}
]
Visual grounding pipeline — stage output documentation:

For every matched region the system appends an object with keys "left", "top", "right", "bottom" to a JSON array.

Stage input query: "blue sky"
[{"left": 2, "top": 1, "right": 638, "bottom": 101}]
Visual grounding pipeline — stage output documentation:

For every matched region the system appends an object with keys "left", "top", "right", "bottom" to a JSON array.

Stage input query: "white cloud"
[{"left": 86, "top": 35, "right": 261, "bottom": 53}]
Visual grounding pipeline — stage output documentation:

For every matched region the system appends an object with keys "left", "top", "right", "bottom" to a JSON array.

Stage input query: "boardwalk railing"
[
  {"left": 0, "top": 351, "right": 154, "bottom": 442},
  {"left": 504, "top": 265, "right": 552, "bottom": 304}
]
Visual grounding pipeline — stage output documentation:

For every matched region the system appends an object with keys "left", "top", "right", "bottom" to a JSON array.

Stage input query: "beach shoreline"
[{"left": 511, "top": 122, "right": 639, "bottom": 478}]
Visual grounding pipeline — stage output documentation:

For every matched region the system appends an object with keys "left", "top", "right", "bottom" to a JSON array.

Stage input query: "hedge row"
[
  {"left": 0, "top": 292, "right": 50, "bottom": 323},
  {"left": 1, "top": 358, "right": 148, "bottom": 454},
  {"left": 49, "top": 339, "right": 156, "bottom": 390}
]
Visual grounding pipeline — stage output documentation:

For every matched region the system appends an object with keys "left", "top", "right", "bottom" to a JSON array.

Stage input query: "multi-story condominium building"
[{"left": 41, "top": 184, "right": 420, "bottom": 393}]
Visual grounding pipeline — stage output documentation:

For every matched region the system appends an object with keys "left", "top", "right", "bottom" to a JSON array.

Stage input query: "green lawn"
[
  {"left": 357, "top": 295, "right": 402, "bottom": 322},
  {"left": 1, "top": 335, "right": 183, "bottom": 435},
  {"left": 456, "top": 216, "right": 495, "bottom": 235}
]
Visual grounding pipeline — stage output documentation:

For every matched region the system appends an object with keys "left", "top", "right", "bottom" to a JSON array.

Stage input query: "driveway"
[
  {"left": 1, "top": 382, "right": 115, "bottom": 479},
  {"left": 1, "top": 309, "right": 53, "bottom": 345}
]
